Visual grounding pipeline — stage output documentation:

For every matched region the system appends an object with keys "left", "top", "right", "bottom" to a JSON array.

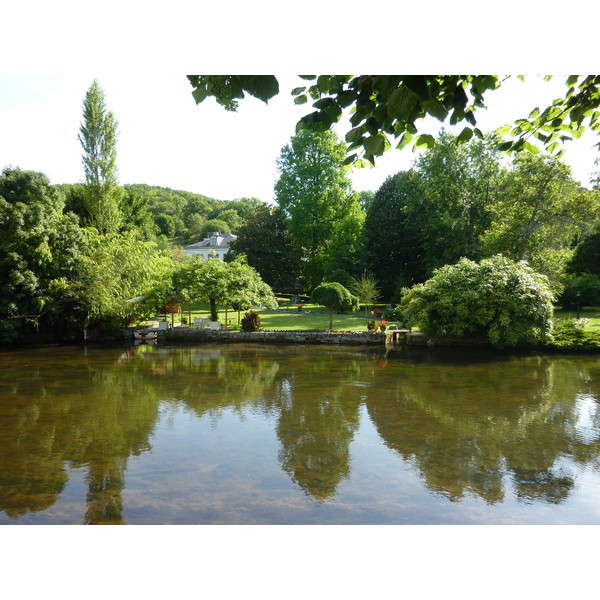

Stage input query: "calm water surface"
[{"left": 2, "top": 342, "right": 600, "bottom": 525}]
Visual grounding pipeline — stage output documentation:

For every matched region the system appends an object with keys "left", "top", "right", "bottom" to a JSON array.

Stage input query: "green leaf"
[
  {"left": 512, "top": 138, "right": 525, "bottom": 151},
  {"left": 495, "top": 124, "right": 512, "bottom": 136},
  {"left": 395, "top": 131, "right": 413, "bottom": 150},
  {"left": 323, "top": 102, "right": 342, "bottom": 123},
  {"left": 317, "top": 75, "right": 331, "bottom": 94},
  {"left": 570, "top": 105, "right": 584, "bottom": 123},
  {"left": 191, "top": 86, "right": 209, "bottom": 104},
  {"left": 345, "top": 126, "right": 365, "bottom": 143},
  {"left": 547, "top": 141, "right": 560, "bottom": 153},
  {"left": 457, "top": 126, "right": 473, "bottom": 143},
  {"left": 299, "top": 76, "right": 316, "bottom": 80},
  {"left": 294, "top": 95, "right": 308, "bottom": 105},
  {"left": 495, "top": 141, "right": 513, "bottom": 152},
  {"left": 336, "top": 90, "right": 357, "bottom": 108},
  {"left": 291, "top": 87, "right": 306, "bottom": 95},
  {"left": 422, "top": 99, "right": 448, "bottom": 122},
  {"left": 313, "top": 97, "right": 333, "bottom": 109},
  {"left": 387, "top": 86, "right": 419, "bottom": 121},
  {"left": 465, "top": 111, "right": 477, "bottom": 126},
  {"left": 522, "top": 140, "right": 540, "bottom": 154},
  {"left": 413, "top": 134, "right": 435, "bottom": 150},
  {"left": 242, "top": 76, "right": 279, "bottom": 103},
  {"left": 363, "top": 133, "right": 387, "bottom": 156},
  {"left": 403, "top": 75, "right": 430, "bottom": 101}
]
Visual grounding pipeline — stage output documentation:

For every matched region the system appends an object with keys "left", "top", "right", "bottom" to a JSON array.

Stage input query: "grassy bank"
[
  {"left": 147, "top": 303, "right": 600, "bottom": 349},
  {"left": 149, "top": 301, "right": 396, "bottom": 332},
  {"left": 553, "top": 307, "right": 600, "bottom": 330}
]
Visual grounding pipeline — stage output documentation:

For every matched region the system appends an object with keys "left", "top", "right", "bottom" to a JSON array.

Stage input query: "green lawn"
[
  {"left": 254, "top": 309, "right": 371, "bottom": 331},
  {"left": 553, "top": 307, "right": 600, "bottom": 331},
  {"left": 148, "top": 302, "right": 600, "bottom": 334},
  {"left": 148, "top": 301, "right": 397, "bottom": 332}
]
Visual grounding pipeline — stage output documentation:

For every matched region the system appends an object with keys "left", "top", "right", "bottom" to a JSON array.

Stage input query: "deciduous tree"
[
  {"left": 227, "top": 208, "right": 302, "bottom": 288},
  {"left": 0, "top": 168, "right": 86, "bottom": 343},
  {"left": 480, "top": 153, "right": 600, "bottom": 285},
  {"left": 566, "top": 228, "right": 600, "bottom": 277},
  {"left": 188, "top": 75, "right": 600, "bottom": 165},
  {"left": 311, "top": 282, "right": 359, "bottom": 330},
  {"left": 174, "top": 256, "right": 276, "bottom": 322},
  {"left": 274, "top": 129, "right": 362, "bottom": 289},
  {"left": 365, "top": 169, "right": 428, "bottom": 299}
]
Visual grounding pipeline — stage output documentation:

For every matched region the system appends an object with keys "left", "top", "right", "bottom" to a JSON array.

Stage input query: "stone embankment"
[
  {"left": 164, "top": 328, "right": 386, "bottom": 345},
  {"left": 124, "top": 327, "right": 425, "bottom": 345}
]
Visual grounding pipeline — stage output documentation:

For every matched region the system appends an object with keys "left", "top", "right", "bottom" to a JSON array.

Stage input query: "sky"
[{"left": 1, "top": 74, "right": 599, "bottom": 206}]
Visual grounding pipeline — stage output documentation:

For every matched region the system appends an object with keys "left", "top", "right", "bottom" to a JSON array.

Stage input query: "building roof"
[{"left": 184, "top": 231, "right": 237, "bottom": 250}]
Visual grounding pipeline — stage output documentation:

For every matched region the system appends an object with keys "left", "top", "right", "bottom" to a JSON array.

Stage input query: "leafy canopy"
[
  {"left": 274, "top": 129, "right": 361, "bottom": 289},
  {"left": 174, "top": 255, "right": 277, "bottom": 321},
  {"left": 227, "top": 208, "right": 302, "bottom": 288},
  {"left": 187, "top": 75, "right": 600, "bottom": 165},
  {"left": 401, "top": 255, "right": 555, "bottom": 348}
]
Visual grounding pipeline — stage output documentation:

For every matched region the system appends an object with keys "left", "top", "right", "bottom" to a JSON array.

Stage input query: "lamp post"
[{"left": 577, "top": 291, "right": 581, "bottom": 320}]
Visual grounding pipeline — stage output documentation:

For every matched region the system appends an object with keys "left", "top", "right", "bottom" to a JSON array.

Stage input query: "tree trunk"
[{"left": 209, "top": 296, "right": 219, "bottom": 321}]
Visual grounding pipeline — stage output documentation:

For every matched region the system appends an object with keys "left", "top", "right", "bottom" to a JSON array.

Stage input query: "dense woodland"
[{"left": 2, "top": 77, "right": 600, "bottom": 345}]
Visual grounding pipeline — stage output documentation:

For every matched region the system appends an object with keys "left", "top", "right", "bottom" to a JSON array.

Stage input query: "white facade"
[{"left": 183, "top": 231, "right": 237, "bottom": 260}]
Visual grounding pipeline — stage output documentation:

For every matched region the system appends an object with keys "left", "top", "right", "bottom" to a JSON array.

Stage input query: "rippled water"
[{"left": 2, "top": 342, "right": 600, "bottom": 524}]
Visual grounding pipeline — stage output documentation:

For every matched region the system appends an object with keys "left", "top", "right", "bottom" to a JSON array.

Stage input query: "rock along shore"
[
  {"left": 163, "top": 328, "right": 387, "bottom": 345},
  {"left": 124, "top": 327, "right": 418, "bottom": 345},
  {"left": 124, "top": 326, "right": 507, "bottom": 347}
]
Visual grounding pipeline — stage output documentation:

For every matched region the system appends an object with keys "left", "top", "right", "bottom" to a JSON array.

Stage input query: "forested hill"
[{"left": 122, "top": 184, "right": 269, "bottom": 243}]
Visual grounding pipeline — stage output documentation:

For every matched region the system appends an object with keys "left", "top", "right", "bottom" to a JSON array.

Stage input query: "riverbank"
[
  {"left": 140, "top": 327, "right": 389, "bottom": 345},
  {"left": 123, "top": 326, "right": 600, "bottom": 352}
]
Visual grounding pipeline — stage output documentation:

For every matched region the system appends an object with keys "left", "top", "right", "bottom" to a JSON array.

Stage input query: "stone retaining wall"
[
  {"left": 125, "top": 327, "right": 479, "bottom": 347},
  {"left": 161, "top": 328, "right": 386, "bottom": 345}
]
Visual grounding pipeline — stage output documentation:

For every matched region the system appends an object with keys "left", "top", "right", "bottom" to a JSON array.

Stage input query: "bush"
[
  {"left": 241, "top": 310, "right": 261, "bottom": 332},
  {"left": 548, "top": 318, "right": 600, "bottom": 350},
  {"left": 383, "top": 305, "right": 405, "bottom": 322},
  {"left": 401, "top": 255, "right": 555, "bottom": 348}
]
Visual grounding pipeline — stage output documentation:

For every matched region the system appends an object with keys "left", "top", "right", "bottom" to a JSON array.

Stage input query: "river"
[{"left": 2, "top": 342, "right": 600, "bottom": 524}]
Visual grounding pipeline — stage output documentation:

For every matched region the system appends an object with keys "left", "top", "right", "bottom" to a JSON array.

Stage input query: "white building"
[{"left": 183, "top": 231, "right": 237, "bottom": 260}]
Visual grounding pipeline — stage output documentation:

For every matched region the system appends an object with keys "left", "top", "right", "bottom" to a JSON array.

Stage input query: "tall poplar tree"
[{"left": 78, "top": 80, "right": 122, "bottom": 234}]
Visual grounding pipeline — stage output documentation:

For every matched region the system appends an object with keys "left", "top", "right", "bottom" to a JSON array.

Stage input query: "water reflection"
[
  {"left": 1, "top": 343, "right": 600, "bottom": 524},
  {"left": 367, "top": 350, "right": 600, "bottom": 505}
]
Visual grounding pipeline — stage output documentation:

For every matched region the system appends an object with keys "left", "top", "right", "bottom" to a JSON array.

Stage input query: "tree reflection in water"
[
  {"left": 1, "top": 343, "right": 600, "bottom": 523},
  {"left": 367, "top": 349, "right": 600, "bottom": 505}
]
